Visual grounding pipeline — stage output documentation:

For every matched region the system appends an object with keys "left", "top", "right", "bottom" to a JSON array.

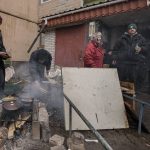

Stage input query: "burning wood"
[
  {"left": 8, "top": 115, "right": 31, "bottom": 139},
  {"left": 0, "top": 127, "right": 8, "bottom": 148}
]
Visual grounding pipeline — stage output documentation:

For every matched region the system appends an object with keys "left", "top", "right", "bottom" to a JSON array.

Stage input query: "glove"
[{"left": 135, "top": 44, "right": 142, "bottom": 54}]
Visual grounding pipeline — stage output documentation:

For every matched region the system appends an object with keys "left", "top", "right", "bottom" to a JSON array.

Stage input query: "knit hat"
[{"left": 128, "top": 23, "right": 137, "bottom": 30}]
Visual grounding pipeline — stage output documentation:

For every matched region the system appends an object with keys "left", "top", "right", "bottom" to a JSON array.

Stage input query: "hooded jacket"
[{"left": 84, "top": 41, "right": 104, "bottom": 68}]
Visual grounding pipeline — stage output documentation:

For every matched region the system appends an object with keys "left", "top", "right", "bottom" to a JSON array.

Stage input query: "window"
[
  {"left": 41, "top": 0, "right": 50, "bottom": 4},
  {"left": 89, "top": 22, "right": 96, "bottom": 37}
]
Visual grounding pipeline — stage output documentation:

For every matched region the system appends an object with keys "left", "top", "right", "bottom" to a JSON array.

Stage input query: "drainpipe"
[
  {"left": 42, "top": 0, "right": 128, "bottom": 20},
  {"left": 27, "top": 18, "right": 48, "bottom": 53}
]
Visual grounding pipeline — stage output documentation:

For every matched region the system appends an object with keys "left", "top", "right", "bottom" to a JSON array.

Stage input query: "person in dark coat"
[
  {"left": 0, "top": 16, "right": 10, "bottom": 97},
  {"left": 147, "top": 41, "right": 150, "bottom": 92},
  {"left": 112, "top": 23, "right": 148, "bottom": 90},
  {"left": 84, "top": 32, "right": 105, "bottom": 68},
  {"left": 29, "top": 49, "right": 52, "bottom": 82}
]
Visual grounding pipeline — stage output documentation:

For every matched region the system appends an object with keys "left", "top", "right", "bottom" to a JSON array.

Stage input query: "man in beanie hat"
[
  {"left": 127, "top": 23, "right": 137, "bottom": 30},
  {"left": 112, "top": 23, "right": 148, "bottom": 91},
  {"left": 0, "top": 15, "right": 10, "bottom": 98}
]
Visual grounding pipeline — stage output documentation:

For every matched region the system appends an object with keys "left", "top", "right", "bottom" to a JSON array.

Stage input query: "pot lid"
[
  {"left": 2, "top": 96, "right": 16, "bottom": 102},
  {"left": 3, "top": 101, "right": 20, "bottom": 111}
]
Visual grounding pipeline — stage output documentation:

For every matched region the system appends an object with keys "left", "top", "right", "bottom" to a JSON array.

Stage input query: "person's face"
[
  {"left": 128, "top": 27, "right": 137, "bottom": 35},
  {"left": 95, "top": 32, "right": 102, "bottom": 44}
]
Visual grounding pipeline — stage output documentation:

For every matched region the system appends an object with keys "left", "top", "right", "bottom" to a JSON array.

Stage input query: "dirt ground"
[
  {"left": 1, "top": 79, "right": 150, "bottom": 150},
  {"left": 49, "top": 107, "right": 150, "bottom": 150},
  {"left": 48, "top": 88, "right": 150, "bottom": 150}
]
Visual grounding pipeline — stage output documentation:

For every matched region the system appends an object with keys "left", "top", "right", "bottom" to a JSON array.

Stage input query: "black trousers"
[
  {"left": 116, "top": 60, "right": 147, "bottom": 92},
  {"left": 0, "top": 61, "right": 5, "bottom": 96}
]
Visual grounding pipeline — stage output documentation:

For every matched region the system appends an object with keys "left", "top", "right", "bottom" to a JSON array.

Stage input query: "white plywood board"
[{"left": 62, "top": 68, "right": 129, "bottom": 130}]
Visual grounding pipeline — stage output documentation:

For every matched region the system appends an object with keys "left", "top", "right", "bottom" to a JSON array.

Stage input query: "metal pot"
[
  {"left": 20, "top": 97, "right": 33, "bottom": 110},
  {"left": 3, "top": 100, "right": 21, "bottom": 111}
]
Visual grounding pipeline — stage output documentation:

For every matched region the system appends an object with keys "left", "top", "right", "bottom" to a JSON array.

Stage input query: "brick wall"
[
  {"left": 44, "top": 31, "right": 56, "bottom": 71},
  {"left": 39, "top": 0, "right": 83, "bottom": 18}
]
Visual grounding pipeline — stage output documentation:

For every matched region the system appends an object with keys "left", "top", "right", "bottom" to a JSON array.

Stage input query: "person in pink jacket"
[{"left": 84, "top": 32, "right": 105, "bottom": 68}]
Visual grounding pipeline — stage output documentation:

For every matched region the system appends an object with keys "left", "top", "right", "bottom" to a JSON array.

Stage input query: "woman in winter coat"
[{"left": 84, "top": 32, "right": 105, "bottom": 68}]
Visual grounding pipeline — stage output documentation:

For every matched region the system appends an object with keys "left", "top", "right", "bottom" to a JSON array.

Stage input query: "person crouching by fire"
[{"left": 29, "top": 48, "right": 52, "bottom": 82}]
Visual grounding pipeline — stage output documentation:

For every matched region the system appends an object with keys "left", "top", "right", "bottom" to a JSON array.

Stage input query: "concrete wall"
[
  {"left": 0, "top": 0, "right": 38, "bottom": 22},
  {"left": 0, "top": 0, "right": 39, "bottom": 61},
  {"left": 39, "top": 0, "right": 83, "bottom": 18}
]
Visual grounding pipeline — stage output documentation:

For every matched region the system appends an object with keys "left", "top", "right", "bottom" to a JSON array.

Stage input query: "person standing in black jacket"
[
  {"left": 0, "top": 16, "right": 10, "bottom": 97},
  {"left": 112, "top": 23, "right": 148, "bottom": 90}
]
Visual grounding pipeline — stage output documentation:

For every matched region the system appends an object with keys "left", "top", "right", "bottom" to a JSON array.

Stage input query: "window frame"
[{"left": 41, "top": 0, "right": 50, "bottom": 4}]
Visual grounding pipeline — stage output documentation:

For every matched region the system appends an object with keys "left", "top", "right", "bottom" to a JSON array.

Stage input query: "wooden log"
[{"left": 8, "top": 115, "right": 31, "bottom": 139}]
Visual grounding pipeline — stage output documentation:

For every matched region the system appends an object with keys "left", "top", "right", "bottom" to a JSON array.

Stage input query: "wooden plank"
[
  {"left": 32, "top": 121, "right": 40, "bottom": 140},
  {"left": 32, "top": 101, "right": 40, "bottom": 140},
  {"left": 120, "top": 81, "right": 135, "bottom": 95},
  {"left": 38, "top": 102, "right": 50, "bottom": 142},
  {"left": 63, "top": 68, "right": 129, "bottom": 130},
  {"left": 120, "top": 81, "right": 136, "bottom": 110}
]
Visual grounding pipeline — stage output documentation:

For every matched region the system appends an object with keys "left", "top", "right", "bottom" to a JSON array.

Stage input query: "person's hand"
[
  {"left": 112, "top": 60, "right": 117, "bottom": 65},
  {"left": 108, "top": 51, "right": 112, "bottom": 55},
  {"left": 0, "top": 51, "right": 11, "bottom": 59},
  {"left": 135, "top": 45, "right": 142, "bottom": 54},
  {"left": 46, "top": 70, "right": 50, "bottom": 75}
]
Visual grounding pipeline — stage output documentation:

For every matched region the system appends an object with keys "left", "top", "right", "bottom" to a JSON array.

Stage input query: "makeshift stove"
[
  {"left": 0, "top": 95, "right": 50, "bottom": 143},
  {"left": 0, "top": 96, "right": 35, "bottom": 139}
]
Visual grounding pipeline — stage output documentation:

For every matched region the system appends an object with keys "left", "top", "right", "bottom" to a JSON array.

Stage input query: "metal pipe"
[
  {"left": 27, "top": 24, "right": 46, "bottom": 53},
  {"left": 123, "top": 94, "right": 150, "bottom": 134},
  {"left": 138, "top": 103, "right": 144, "bottom": 134},
  {"left": 64, "top": 93, "right": 113, "bottom": 150},
  {"left": 42, "top": 0, "right": 128, "bottom": 20},
  {"left": 123, "top": 94, "right": 150, "bottom": 107},
  {"left": 69, "top": 103, "right": 72, "bottom": 138},
  {"left": 0, "top": 9, "right": 37, "bottom": 24},
  {"left": 27, "top": 18, "right": 48, "bottom": 53},
  {"left": 68, "top": 104, "right": 72, "bottom": 150}
]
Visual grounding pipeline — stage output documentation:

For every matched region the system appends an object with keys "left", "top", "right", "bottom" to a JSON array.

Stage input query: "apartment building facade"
[
  {"left": 39, "top": 0, "right": 84, "bottom": 69},
  {"left": 1, "top": 0, "right": 150, "bottom": 67},
  {"left": 0, "top": 0, "right": 39, "bottom": 61},
  {"left": 39, "top": 0, "right": 150, "bottom": 68}
]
